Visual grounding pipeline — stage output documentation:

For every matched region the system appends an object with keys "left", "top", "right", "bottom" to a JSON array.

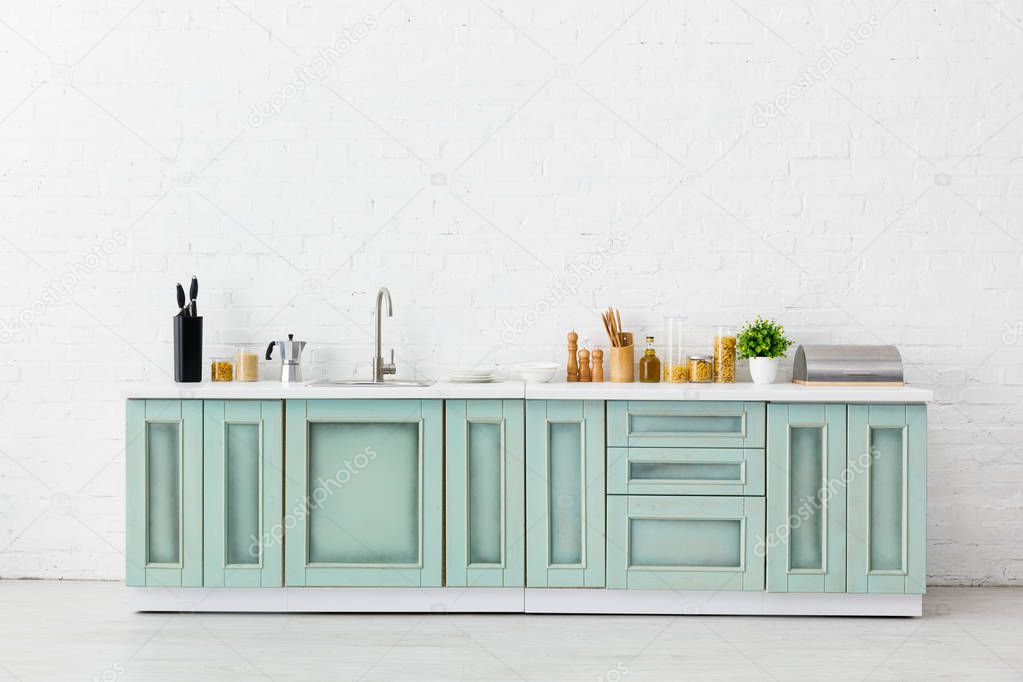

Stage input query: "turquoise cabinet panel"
[
  {"left": 608, "top": 401, "right": 766, "bottom": 448},
  {"left": 284, "top": 400, "right": 443, "bottom": 587},
  {"left": 847, "top": 404, "right": 927, "bottom": 594},
  {"left": 445, "top": 400, "right": 525, "bottom": 587},
  {"left": 766, "top": 404, "right": 847, "bottom": 593},
  {"left": 526, "top": 400, "right": 605, "bottom": 587},
  {"left": 203, "top": 401, "right": 283, "bottom": 587},
  {"left": 607, "top": 495, "right": 765, "bottom": 590},
  {"left": 608, "top": 447, "right": 765, "bottom": 496},
  {"left": 126, "top": 400, "right": 203, "bottom": 587}
]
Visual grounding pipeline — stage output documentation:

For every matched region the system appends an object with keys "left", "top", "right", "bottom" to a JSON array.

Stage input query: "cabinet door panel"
[
  {"left": 126, "top": 400, "right": 203, "bottom": 587},
  {"left": 284, "top": 400, "right": 442, "bottom": 587},
  {"left": 146, "top": 422, "right": 181, "bottom": 566},
  {"left": 446, "top": 400, "right": 525, "bottom": 587},
  {"left": 766, "top": 404, "right": 847, "bottom": 593},
  {"left": 526, "top": 400, "right": 605, "bottom": 587},
  {"left": 847, "top": 404, "right": 926, "bottom": 594},
  {"left": 607, "top": 495, "right": 765, "bottom": 590},
  {"left": 203, "top": 400, "right": 283, "bottom": 587},
  {"left": 306, "top": 421, "right": 421, "bottom": 565}
]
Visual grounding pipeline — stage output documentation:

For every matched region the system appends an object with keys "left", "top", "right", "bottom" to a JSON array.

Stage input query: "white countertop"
[
  {"left": 123, "top": 380, "right": 932, "bottom": 403},
  {"left": 523, "top": 381, "right": 933, "bottom": 403},
  {"left": 122, "top": 381, "right": 527, "bottom": 400}
]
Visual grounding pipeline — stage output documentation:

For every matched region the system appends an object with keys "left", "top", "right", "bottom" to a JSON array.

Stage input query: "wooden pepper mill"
[
  {"left": 592, "top": 349, "right": 604, "bottom": 382},
  {"left": 578, "top": 348, "right": 591, "bottom": 382},
  {"left": 567, "top": 331, "right": 579, "bottom": 382}
]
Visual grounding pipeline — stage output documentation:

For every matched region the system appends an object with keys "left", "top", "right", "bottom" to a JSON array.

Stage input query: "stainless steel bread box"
[{"left": 792, "top": 345, "right": 904, "bottom": 386}]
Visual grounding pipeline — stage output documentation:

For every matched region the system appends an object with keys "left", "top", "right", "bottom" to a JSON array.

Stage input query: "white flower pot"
[{"left": 748, "top": 357, "right": 780, "bottom": 385}]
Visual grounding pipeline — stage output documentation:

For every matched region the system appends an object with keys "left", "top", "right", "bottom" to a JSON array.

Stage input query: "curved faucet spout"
[
  {"left": 373, "top": 287, "right": 396, "bottom": 381},
  {"left": 376, "top": 286, "right": 393, "bottom": 317}
]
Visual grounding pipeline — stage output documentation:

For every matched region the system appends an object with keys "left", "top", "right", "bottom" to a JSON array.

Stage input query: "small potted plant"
[{"left": 736, "top": 317, "right": 794, "bottom": 384}]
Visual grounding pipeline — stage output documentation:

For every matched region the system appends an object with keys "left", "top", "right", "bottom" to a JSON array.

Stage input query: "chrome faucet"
[{"left": 372, "top": 287, "right": 396, "bottom": 382}]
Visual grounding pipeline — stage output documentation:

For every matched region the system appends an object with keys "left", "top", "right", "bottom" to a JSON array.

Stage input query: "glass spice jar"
[
  {"left": 688, "top": 354, "right": 713, "bottom": 383},
  {"left": 662, "top": 315, "right": 688, "bottom": 383},
  {"left": 713, "top": 325, "right": 736, "bottom": 383}
]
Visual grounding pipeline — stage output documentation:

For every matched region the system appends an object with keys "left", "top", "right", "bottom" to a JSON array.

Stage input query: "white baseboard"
[
  {"left": 129, "top": 587, "right": 524, "bottom": 613},
  {"left": 129, "top": 586, "right": 921, "bottom": 616},
  {"left": 524, "top": 589, "right": 922, "bottom": 616}
]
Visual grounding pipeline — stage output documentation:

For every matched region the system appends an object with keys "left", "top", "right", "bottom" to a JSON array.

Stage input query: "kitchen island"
[{"left": 124, "top": 380, "right": 931, "bottom": 615}]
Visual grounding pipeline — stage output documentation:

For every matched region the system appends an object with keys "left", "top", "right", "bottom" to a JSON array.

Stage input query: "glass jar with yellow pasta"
[
  {"left": 688, "top": 355, "right": 713, "bottom": 383},
  {"left": 211, "top": 357, "right": 234, "bottom": 382},
  {"left": 713, "top": 325, "right": 736, "bottom": 383},
  {"left": 662, "top": 315, "right": 688, "bottom": 383}
]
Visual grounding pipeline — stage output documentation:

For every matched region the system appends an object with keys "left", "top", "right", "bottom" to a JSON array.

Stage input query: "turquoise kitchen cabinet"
[
  {"left": 284, "top": 400, "right": 443, "bottom": 587},
  {"left": 847, "top": 404, "right": 927, "bottom": 594},
  {"left": 766, "top": 404, "right": 847, "bottom": 593},
  {"left": 123, "top": 388, "right": 930, "bottom": 615},
  {"left": 526, "top": 400, "right": 605, "bottom": 587},
  {"left": 203, "top": 401, "right": 283, "bottom": 587},
  {"left": 608, "top": 447, "right": 765, "bottom": 496},
  {"left": 608, "top": 401, "right": 766, "bottom": 448},
  {"left": 445, "top": 400, "right": 525, "bottom": 587},
  {"left": 126, "top": 400, "right": 204, "bottom": 587},
  {"left": 607, "top": 495, "right": 766, "bottom": 590}
]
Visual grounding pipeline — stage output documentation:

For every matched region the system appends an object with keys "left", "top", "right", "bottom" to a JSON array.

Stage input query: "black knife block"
[{"left": 173, "top": 316, "right": 203, "bottom": 382}]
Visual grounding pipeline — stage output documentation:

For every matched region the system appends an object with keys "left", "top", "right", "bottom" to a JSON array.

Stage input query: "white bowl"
[{"left": 515, "top": 362, "right": 559, "bottom": 383}]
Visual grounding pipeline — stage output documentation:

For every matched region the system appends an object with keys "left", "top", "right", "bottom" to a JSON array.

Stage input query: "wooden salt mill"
[
  {"left": 567, "top": 331, "right": 579, "bottom": 382},
  {"left": 592, "top": 349, "right": 604, "bottom": 382},
  {"left": 578, "top": 348, "right": 591, "bottom": 382}
]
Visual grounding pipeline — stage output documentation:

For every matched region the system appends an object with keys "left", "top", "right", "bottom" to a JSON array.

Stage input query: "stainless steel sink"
[
  {"left": 309, "top": 286, "right": 434, "bottom": 389},
  {"left": 307, "top": 379, "right": 435, "bottom": 388}
]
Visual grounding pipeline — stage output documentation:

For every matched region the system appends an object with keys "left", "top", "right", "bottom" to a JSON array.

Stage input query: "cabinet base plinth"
[
  {"left": 129, "top": 587, "right": 524, "bottom": 613},
  {"left": 525, "top": 589, "right": 921, "bottom": 616},
  {"left": 129, "top": 587, "right": 921, "bottom": 616}
]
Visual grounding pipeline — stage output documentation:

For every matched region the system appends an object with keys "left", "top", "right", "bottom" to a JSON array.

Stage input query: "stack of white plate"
[{"left": 448, "top": 366, "right": 498, "bottom": 383}]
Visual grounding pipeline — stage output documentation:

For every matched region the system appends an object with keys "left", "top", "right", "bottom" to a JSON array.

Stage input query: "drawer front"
[
  {"left": 607, "top": 495, "right": 765, "bottom": 590},
  {"left": 608, "top": 401, "right": 766, "bottom": 448},
  {"left": 608, "top": 447, "right": 764, "bottom": 496}
]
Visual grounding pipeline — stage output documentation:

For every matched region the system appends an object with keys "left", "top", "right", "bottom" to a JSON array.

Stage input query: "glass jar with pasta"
[
  {"left": 713, "top": 325, "right": 736, "bottom": 383},
  {"left": 688, "top": 355, "right": 713, "bottom": 383},
  {"left": 662, "top": 315, "right": 688, "bottom": 383},
  {"left": 235, "top": 344, "right": 261, "bottom": 382},
  {"left": 211, "top": 356, "right": 234, "bottom": 382}
]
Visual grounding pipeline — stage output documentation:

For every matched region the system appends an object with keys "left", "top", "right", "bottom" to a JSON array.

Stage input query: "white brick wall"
[{"left": 0, "top": 1, "right": 1020, "bottom": 584}]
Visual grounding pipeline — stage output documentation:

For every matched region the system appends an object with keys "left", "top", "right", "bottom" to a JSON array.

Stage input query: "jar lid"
[{"left": 688, "top": 354, "right": 713, "bottom": 361}]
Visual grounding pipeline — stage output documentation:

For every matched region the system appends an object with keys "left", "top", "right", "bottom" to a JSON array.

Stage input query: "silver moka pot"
[{"left": 266, "top": 334, "right": 307, "bottom": 383}]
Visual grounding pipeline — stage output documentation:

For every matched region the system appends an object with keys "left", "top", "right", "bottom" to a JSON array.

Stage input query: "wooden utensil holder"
[{"left": 610, "top": 332, "right": 634, "bottom": 383}]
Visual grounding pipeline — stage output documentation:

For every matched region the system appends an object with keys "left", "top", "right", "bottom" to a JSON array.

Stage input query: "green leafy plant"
[{"left": 736, "top": 317, "right": 794, "bottom": 359}]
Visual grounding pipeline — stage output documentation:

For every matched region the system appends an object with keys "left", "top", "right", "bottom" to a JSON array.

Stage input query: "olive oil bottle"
[{"left": 639, "top": 335, "right": 661, "bottom": 383}]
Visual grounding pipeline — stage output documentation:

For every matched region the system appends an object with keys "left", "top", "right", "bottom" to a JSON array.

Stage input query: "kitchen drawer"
[
  {"left": 608, "top": 447, "right": 764, "bottom": 496},
  {"left": 607, "top": 495, "right": 765, "bottom": 590},
  {"left": 608, "top": 401, "right": 766, "bottom": 448}
]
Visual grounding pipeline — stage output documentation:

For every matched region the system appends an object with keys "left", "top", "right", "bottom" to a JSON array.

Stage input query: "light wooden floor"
[{"left": 0, "top": 582, "right": 1020, "bottom": 681}]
